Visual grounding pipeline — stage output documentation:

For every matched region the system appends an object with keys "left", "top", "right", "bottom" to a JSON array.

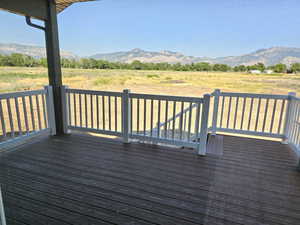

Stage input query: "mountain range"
[
  {"left": 91, "top": 47, "right": 300, "bottom": 66},
  {"left": 0, "top": 43, "right": 77, "bottom": 59},
  {"left": 1, "top": 43, "right": 300, "bottom": 66}
]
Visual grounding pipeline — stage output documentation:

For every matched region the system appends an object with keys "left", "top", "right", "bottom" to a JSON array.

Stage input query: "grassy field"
[
  {"left": 0, "top": 67, "right": 299, "bottom": 96},
  {"left": 0, "top": 66, "right": 298, "bottom": 140}
]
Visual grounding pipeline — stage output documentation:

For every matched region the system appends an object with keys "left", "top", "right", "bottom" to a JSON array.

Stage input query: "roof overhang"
[{"left": 0, "top": 0, "right": 95, "bottom": 20}]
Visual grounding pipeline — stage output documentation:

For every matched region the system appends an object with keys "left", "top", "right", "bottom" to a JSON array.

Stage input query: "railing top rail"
[
  {"left": 129, "top": 93, "right": 205, "bottom": 103},
  {"left": 216, "top": 91, "right": 289, "bottom": 100},
  {"left": 67, "top": 88, "right": 122, "bottom": 97},
  {"left": 0, "top": 89, "right": 46, "bottom": 100},
  {"left": 291, "top": 96, "right": 300, "bottom": 101}
]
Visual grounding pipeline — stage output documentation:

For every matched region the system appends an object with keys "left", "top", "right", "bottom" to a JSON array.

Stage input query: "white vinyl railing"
[
  {"left": 210, "top": 89, "right": 289, "bottom": 139},
  {"left": 0, "top": 86, "right": 55, "bottom": 149},
  {"left": 0, "top": 186, "right": 6, "bottom": 225},
  {"left": 129, "top": 93, "right": 210, "bottom": 154},
  {"left": 1, "top": 86, "right": 299, "bottom": 159},
  {"left": 285, "top": 95, "right": 300, "bottom": 156},
  {"left": 65, "top": 88, "right": 123, "bottom": 137},
  {"left": 64, "top": 87, "right": 210, "bottom": 155}
]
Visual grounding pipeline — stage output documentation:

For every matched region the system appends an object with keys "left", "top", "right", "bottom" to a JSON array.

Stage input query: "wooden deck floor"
[{"left": 0, "top": 133, "right": 300, "bottom": 225}]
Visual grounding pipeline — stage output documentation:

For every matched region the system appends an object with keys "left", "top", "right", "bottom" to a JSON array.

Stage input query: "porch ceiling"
[
  {"left": 0, "top": 0, "right": 96, "bottom": 20},
  {"left": 56, "top": 0, "right": 97, "bottom": 13}
]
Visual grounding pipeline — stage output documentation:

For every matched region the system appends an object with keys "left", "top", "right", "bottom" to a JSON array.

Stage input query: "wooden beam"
[
  {"left": 0, "top": 0, "right": 47, "bottom": 20},
  {"left": 45, "top": 0, "right": 65, "bottom": 135}
]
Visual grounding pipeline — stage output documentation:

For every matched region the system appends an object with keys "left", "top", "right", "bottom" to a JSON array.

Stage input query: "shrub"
[{"left": 147, "top": 74, "right": 160, "bottom": 78}]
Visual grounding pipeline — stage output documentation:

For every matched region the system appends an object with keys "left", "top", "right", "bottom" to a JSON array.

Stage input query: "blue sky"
[{"left": 0, "top": 0, "right": 299, "bottom": 57}]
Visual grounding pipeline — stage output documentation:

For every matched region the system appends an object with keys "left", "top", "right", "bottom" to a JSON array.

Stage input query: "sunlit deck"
[{"left": 0, "top": 133, "right": 299, "bottom": 225}]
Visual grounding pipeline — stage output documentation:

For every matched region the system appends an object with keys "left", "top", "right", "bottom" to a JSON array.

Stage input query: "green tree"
[
  {"left": 130, "top": 60, "right": 144, "bottom": 70},
  {"left": 248, "top": 63, "right": 265, "bottom": 72},
  {"left": 291, "top": 63, "right": 300, "bottom": 73},
  {"left": 213, "top": 64, "right": 231, "bottom": 72},
  {"left": 194, "top": 62, "right": 212, "bottom": 71},
  {"left": 272, "top": 64, "right": 287, "bottom": 73},
  {"left": 234, "top": 65, "right": 247, "bottom": 72}
]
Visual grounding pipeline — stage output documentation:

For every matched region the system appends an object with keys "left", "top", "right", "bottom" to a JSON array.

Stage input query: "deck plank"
[{"left": 0, "top": 133, "right": 300, "bottom": 225}]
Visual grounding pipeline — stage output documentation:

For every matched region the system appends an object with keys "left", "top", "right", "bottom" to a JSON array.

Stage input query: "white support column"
[
  {"left": 44, "top": 86, "right": 56, "bottom": 135},
  {"left": 282, "top": 92, "right": 296, "bottom": 144},
  {"left": 61, "top": 85, "right": 71, "bottom": 134},
  {"left": 0, "top": 186, "right": 6, "bottom": 225},
  {"left": 122, "top": 89, "right": 131, "bottom": 143},
  {"left": 198, "top": 94, "right": 211, "bottom": 155},
  {"left": 212, "top": 89, "right": 221, "bottom": 135}
]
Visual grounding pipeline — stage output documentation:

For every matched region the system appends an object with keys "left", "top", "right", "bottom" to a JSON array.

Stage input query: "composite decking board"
[
  {"left": 1, "top": 175, "right": 217, "bottom": 225},
  {"left": 62, "top": 134, "right": 297, "bottom": 168},
  {"left": 14, "top": 136, "right": 296, "bottom": 189},
  {"left": 3, "top": 138, "right": 298, "bottom": 198},
  {"left": 2, "top": 154, "right": 300, "bottom": 220},
  {"left": 1, "top": 168, "right": 296, "bottom": 224},
  {"left": 2, "top": 137, "right": 300, "bottom": 202},
  {"left": 4, "top": 135, "right": 295, "bottom": 177},
  {"left": 43, "top": 134, "right": 295, "bottom": 168},
  {"left": 0, "top": 162, "right": 271, "bottom": 225},
  {"left": 1, "top": 163, "right": 298, "bottom": 225},
  {"left": 0, "top": 134, "right": 300, "bottom": 225},
  {"left": 4, "top": 194, "right": 113, "bottom": 225},
  {"left": 45, "top": 135, "right": 299, "bottom": 174},
  {"left": 67, "top": 133, "right": 288, "bottom": 160},
  {"left": 4, "top": 143, "right": 300, "bottom": 201},
  {"left": 1, "top": 157, "right": 300, "bottom": 225},
  {"left": 3, "top": 188, "right": 156, "bottom": 225},
  {"left": 3, "top": 142, "right": 300, "bottom": 204},
  {"left": 5, "top": 145, "right": 299, "bottom": 196},
  {"left": 207, "top": 135, "right": 224, "bottom": 156},
  {"left": 31, "top": 134, "right": 298, "bottom": 175},
  {"left": 5, "top": 203, "right": 75, "bottom": 225},
  {"left": 2, "top": 158, "right": 300, "bottom": 220},
  {"left": 1, "top": 165, "right": 298, "bottom": 220},
  {"left": 6, "top": 218, "right": 30, "bottom": 225}
]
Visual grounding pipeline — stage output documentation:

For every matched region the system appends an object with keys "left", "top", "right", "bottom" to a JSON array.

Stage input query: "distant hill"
[
  {"left": 212, "top": 47, "right": 300, "bottom": 66},
  {"left": 2, "top": 43, "right": 300, "bottom": 66},
  {"left": 91, "top": 47, "right": 300, "bottom": 66},
  {"left": 0, "top": 43, "right": 77, "bottom": 59},
  {"left": 90, "top": 48, "right": 210, "bottom": 64}
]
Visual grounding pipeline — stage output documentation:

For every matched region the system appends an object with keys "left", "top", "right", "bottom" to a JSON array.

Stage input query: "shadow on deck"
[{"left": 0, "top": 133, "right": 300, "bottom": 225}]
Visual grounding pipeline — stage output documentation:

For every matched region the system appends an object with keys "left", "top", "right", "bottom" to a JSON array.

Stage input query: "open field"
[
  {"left": 0, "top": 67, "right": 298, "bottom": 141},
  {"left": 0, "top": 67, "right": 299, "bottom": 96}
]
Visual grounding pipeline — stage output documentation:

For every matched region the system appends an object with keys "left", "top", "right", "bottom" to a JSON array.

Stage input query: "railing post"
[
  {"left": 122, "top": 89, "right": 131, "bottom": 143},
  {"left": 282, "top": 92, "right": 296, "bottom": 144},
  {"left": 44, "top": 86, "right": 56, "bottom": 135},
  {"left": 212, "top": 89, "right": 221, "bottom": 135},
  {"left": 0, "top": 186, "right": 6, "bottom": 225},
  {"left": 61, "top": 85, "right": 71, "bottom": 134},
  {"left": 198, "top": 94, "right": 211, "bottom": 155}
]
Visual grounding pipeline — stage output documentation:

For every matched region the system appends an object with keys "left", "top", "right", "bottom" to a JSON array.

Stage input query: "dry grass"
[
  {"left": 1, "top": 66, "right": 298, "bottom": 141},
  {"left": 0, "top": 67, "right": 299, "bottom": 96}
]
